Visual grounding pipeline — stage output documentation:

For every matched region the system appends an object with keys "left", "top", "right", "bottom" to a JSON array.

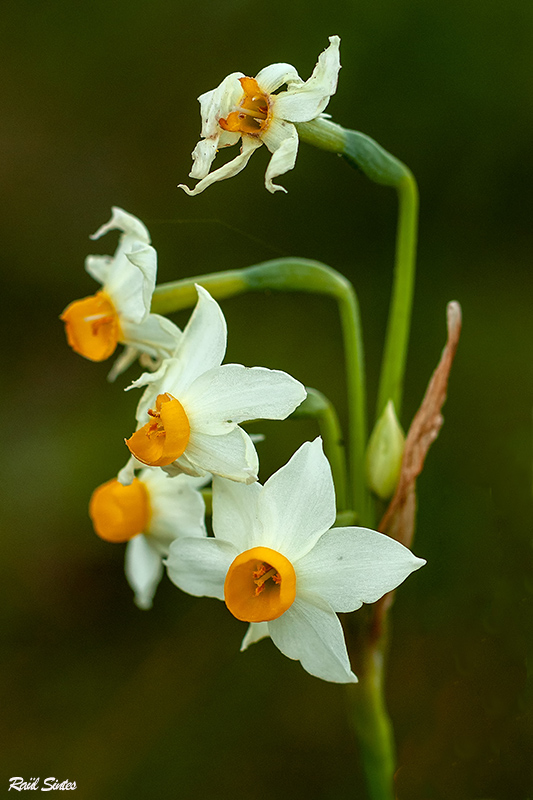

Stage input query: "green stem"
[
  {"left": 296, "top": 118, "right": 419, "bottom": 421},
  {"left": 291, "top": 387, "right": 348, "bottom": 513},
  {"left": 347, "top": 648, "right": 396, "bottom": 800},
  {"left": 152, "top": 258, "right": 370, "bottom": 524}
]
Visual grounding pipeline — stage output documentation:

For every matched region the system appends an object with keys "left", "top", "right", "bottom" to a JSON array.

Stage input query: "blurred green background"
[{"left": 1, "top": 0, "right": 532, "bottom": 798}]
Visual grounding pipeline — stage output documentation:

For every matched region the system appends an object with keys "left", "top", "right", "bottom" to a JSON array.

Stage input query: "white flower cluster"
[{"left": 64, "top": 38, "right": 425, "bottom": 683}]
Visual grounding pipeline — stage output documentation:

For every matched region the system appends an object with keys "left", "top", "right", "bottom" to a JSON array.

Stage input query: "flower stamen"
[{"left": 219, "top": 77, "right": 272, "bottom": 135}]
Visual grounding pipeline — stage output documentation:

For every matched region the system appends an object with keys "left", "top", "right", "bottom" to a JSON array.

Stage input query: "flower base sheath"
[{"left": 126, "top": 392, "right": 191, "bottom": 467}]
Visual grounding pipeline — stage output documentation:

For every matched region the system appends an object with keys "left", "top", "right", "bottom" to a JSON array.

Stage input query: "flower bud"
[{"left": 366, "top": 400, "right": 405, "bottom": 500}]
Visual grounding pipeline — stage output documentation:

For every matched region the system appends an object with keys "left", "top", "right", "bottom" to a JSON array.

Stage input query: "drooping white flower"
[
  {"left": 89, "top": 468, "right": 207, "bottom": 609},
  {"left": 179, "top": 36, "right": 341, "bottom": 196},
  {"left": 122, "top": 284, "right": 306, "bottom": 484},
  {"left": 166, "top": 438, "right": 426, "bottom": 683},
  {"left": 61, "top": 207, "right": 181, "bottom": 380}
]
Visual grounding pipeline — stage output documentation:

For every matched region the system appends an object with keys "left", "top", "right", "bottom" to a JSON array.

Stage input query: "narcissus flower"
[
  {"left": 179, "top": 35, "right": 341, "bottom": 196},
  {"left": 90, "top": 469, "right": 207, "bottom": 609},
  {"left": 61, "top": 207, "right": 181, "bottom": 380},
  {"left": 123, "top": 285, "right": 306, "bottom": 484},
  {"left": 166, "top": 438, "right": 426, "bottom": 683}
]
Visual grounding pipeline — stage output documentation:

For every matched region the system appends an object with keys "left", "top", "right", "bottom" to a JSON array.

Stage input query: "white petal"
[
  {"left": 106, "top": 243, "right": 157, "bottom": 324},
  {"left": 179, "top": 136, "right": 263, "bottom": 196},
  {"left": 117, "top": 456, "right": 137, "bottom": 485},
  {"left": 211, "top": 476, "right": 262, "bottom": 552},
  {"left": 258, "top": 438, "right": 336, "bottom": 560},
  {"left": 185, "top": 427, "right": 259, "bottom": 484},
  {"left": 125, "top": 534, "right": 164, "bottom": 610},
  {"left": 261, "top": 119, "right": 299, "bottom": 194},
  {"left": 240, "top": 622, "right": 270, "bottom": 651},
  {"left": 120, "top": 313, "right": 182, "bottom": 360},
  {"left": 255, "top": 62, "right": 302, "bottom": 94},
  {"left": 85, "top": 255, "right": 112, "bottom": 286},
  {"left": 141, "top": 470, "right": 207, "bottom": 549},
  {"left": 296, "top": 527, "right": 426, "bottom": 613},
  {"left": 274, "top": 36, "right": 341, "bottom": 123},
  {"left": 107, "top": 345, "right": 140, "bottom": 382},
  {"left": 172, "top": 285, "right": 227, "bottom": 392},
  {"left": 269, "top": 591, "right": 357, "bottom": 683},
  {"left": 166, "top": 537, "right": 237, "bottom": 599},
  {"left": 189, "top": 137, "right": 219, "bottom": 180},
  {"left": 163, "top": 450, "right": 209, "bottom": 479},
  {"left": 90, "top": 207, "right": 151, "bottom": 245},
  {"left": 197, "top": 72, "right": 244, "bottom": 139},
  {"left": 184, "top": 364, "right": 306, "bottom": 434}
]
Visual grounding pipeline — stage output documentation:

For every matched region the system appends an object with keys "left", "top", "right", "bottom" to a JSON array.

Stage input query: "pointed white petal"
[
  {"left": 241, "top": 622, "right": 270, "bottom": 651},
  {"left": 85, "top": 255, "right": 112, "bottom": 286},
  {"left": 255, "top": 62, "right": 302, "bottom": 94},
  {"left": 166, "top": 537, "right": 237, "bottom": 599},
  {"left": 261, "top": 119, "right": 299, "bottom": 193},
  {"left": 105, "top": 243, "right": 157, "bottom": 324},
  {"left": 107, "top": 345, "right": 140, "bottom": 382},
  {"left": 163, "top": 450, "right": 210, "bottom": 479},
  {"left": 297, "top": 527, "right": 426, "bottom": 613},
  {"left": 274, "top": 36, "right": 341, "bottom": 122},
  {"left": 179, "top": 136, "right": 263, "bottom": 196},
  {"left": 185, "top": 427, "right": 259, "bottom": 484},
  {"left": 197, "top": 72, "right": 244, "bottom": 139},
  {"left": 259, "top": 438, "right": 335, "bottom": 560},
  {"left": 189, "top": 137, "right": 219, "bottom": 180},
  {"left": 124, "top": 534, "right": 164, "bottom": 610},
  {"left": 184, "top": 364, "right": 306, "bottom": 434},
  {"left": 90, "top": 207, "right": 151, "bottom": 244},
  {"left": 120, "top": 313, "right": 182, "bottom": 360},
  {"left": 269, "top": 591, "right": 357, "bottom": 683},
  {"left": 211, "top": 476, "right": 262, "bottom": 552},
  {"left": 117, "top": 456, "right": 137, "bottom": 486},
  {"left": 172, "top": 285, "right": 227, "bottom": 392},
  {"left": 141, "top": 470, "right": 207, "bottom": 549}
]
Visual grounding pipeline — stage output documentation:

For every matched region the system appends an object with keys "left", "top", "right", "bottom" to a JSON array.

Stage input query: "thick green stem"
[
  {"left": 297, "top": 117, "right": 419, "bottom": 800},
  {"left": 376, "top": 173, "right": 418, "bottom": 419},
  {"left": 347, "top": 649, "right": 396, "bottom": 800},
  {"left": 152, "top": 258, "right": 370, "bottom": 524},
  {"left": 297, "top": 118, "right": 419, "bottom": 422}
]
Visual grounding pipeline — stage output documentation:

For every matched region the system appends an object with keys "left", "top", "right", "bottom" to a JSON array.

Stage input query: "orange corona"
[
  {"left": 126, "top": 393, "right": 191, "bottom": 467},
  {"left": 224, "top": 546, "right": 296, "bottom": 622},
  {"left": 61, "top": 291, "right": 122, "bottom": 361},
  {"left": 89, "top": 478, "right": 150, "bottom": 543},
  {"left": 219, "top": 77, "right": 272, "bottom": 135}
]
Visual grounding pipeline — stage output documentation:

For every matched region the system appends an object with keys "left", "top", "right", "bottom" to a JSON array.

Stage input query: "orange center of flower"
[
  {"left": 89, "top": 477, "right": 150, "bottom": 543},
  {"left": 219, "top": 77, "right": 272, "bottom": 135},
  {"left": 61, "top": 291, "right": 122, "bottom": 361},
  {"left": 125, "top": 392, "right": 191, "bottom": 467},
  {"left": 224, "top": 546, "right": 297, "bottom": 622}
]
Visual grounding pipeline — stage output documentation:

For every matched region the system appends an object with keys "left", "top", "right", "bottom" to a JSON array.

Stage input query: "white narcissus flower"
[
  {"left": 89, "top": 469, "right": 207, "bottom": 609},
  {"left": 61, "top": 207, "right": 181, "bottom": 380},
  {"left": 179, "top": 35, "right": 341, "bottom": 196},
  {"left": 122, "top": 284, "right": 306, "bottom": 485},
  {"left": 166, "top": 438, "right": 426, "bottom": 683}
]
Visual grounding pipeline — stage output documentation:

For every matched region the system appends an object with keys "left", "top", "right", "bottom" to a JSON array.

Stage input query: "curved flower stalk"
[
  {"left": 179, "top": 35, "right": 341, "bottom": 196},
  {"left": 61, "top": 207, "right": 181, "bottom": 380},
  {"left": 89, "top": 469, "right": 207, "bottom": 609},
  {"left": 123, "top": 285, "right": 306, "bottom": 484},
  {"left": 166, "top": 438, "right": 425, "bottom": 683}
]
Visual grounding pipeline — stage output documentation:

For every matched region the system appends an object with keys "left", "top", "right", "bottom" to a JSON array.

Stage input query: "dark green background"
[{"left": 1, "top": 1, "right": 532, "bottom": 798}]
